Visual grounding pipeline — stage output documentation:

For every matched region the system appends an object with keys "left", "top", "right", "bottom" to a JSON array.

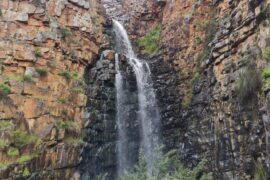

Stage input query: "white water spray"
[{"left": 113, "top": 20, "right": 161, "bottom": 175}]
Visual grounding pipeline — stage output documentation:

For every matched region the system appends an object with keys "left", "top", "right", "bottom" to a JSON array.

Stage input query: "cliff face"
[
  {"left": 153, "top": 0, "right": 270, "bottom": 179},
  {"left": 105, "top": 0, "right": 270, "bottom": 178},
  {"left": 1, "top": 0, "right": 270, "bottom": 179},
  {"left": 0, "top": 0, "right": 104, "bottom": 179}
]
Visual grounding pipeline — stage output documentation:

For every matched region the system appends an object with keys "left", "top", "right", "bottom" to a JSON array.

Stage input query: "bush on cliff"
[
  {"left": 118, "top": 150, "right": 213, "bottom": 180},
  {"left": 7, "top": 147, "right": 19, "bottom": 157},
  {"left": 262, "top": 66, "right": 270, "bottom": 87},
  {"left": 235, "top": 65, "right": 261, "bottom": 103},
  {"left": 59, "top": 70, "right": 72, "bottom": 80},
  {"left": 11, "top": 130, "right": 39, "bottom": 147},
  {"left": 0, "top": 139, "right": 9, "bottom": 149},
  {"left": 136, "top": 25, "right": 161, "bottom": 55},
  {"left": 254, "top": 162, "right": 268, "bottom": 180},
  {"left": 34, "top": 47, "right": 42, "bottom": 57},
  {"left": 22, "top": 168, "right": 30, "bottom": 178},
  {"left": 262, "top": 47, "right": 270, "bottom": 61},
  {"left": 36, "top": 68, "right": 48, "bottom": 77},
  {"left": 18, "top": 154, "right": 34, "bottom": 164},
  {"left": 60, "top": 27, "right": 72, "bottom": 39},
  {"left": 0, "top": 83, "right": 11, "bottom": 94}
]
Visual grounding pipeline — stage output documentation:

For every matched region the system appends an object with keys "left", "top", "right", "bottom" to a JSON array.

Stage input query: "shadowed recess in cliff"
[{"left": 113, "top": 20, "right": 161, "bottom": 176}]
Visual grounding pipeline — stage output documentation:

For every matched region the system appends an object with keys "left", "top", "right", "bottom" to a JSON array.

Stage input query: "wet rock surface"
[{"left": 80, "top": 51, "right": 143, "bottom": 179}]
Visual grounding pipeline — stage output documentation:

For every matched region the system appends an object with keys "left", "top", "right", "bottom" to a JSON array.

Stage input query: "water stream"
[{"left": 113, "top": 20, "right": 161, "bottom": 176}]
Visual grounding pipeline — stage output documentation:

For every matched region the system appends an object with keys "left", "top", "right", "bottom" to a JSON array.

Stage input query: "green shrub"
[
  {"left": 22, "top": 168, "right": 30, "bottom": 177},
  {"left": 62, "top": 109, "right": 68, "bottom": 116},
  {"left": 254, "top": 162, "right": 268, "bottom": 180},
  {"left": 54, "top": 119, "right": 65, "bottom": 131},
  {"left": 23, "top": 75, "right": 34, "bottom": 82},
  {"left": 72, "top": 72, "right": 80, "bottom": 80},
  {"left": 262, "top": 66, "right": 270, "bottom": 79},
  {"left": 7, "top": 147, "right": 19, "bottom": 157},
  {"left": 72, "top": 73, "right": 85, "bottom": 85},
  {"left": 235, "top": 66, "right": 261, "bottom": 103},
  {"left": 57, "top": 97, "right": 68, "bottom": 104},
  {"left": 0, "top": 161, "right": 12, "bottom": 169},
  {"left": 11, "top": 130, "right": 39, "bottom": 147},
  {"left": 36, "top": 68, "right": 48, "bottom": 77},
  {"left": 262, "top": 47, "right": 270, "bottom": 61},
  {"left": 34, "top": 47, "right": 42, "bottom": 57},
  {"left": 0, "top": 83, "right": 11, "bottom": 94},
  {"left": 265, "top": 79, "right": 270, "bottom": 87},
  {"left": 59, "top": 70, "right": 72, "bottom": 80},
  {"left": 0, "top": 139, "right": 9, "bottom": 149},
  {"left": 54, "top": 119, "right": 79, "bottom": 131},
  {"left": 0, "top": 120, "right": 14, "bottom": 130},
  {"left": 118, "top": 150, "right": 213, "bottom": 180},
  {"left": 64, "top": 120, "right": 79, "bottom": 130},
  {"left": 136, "top": 26, "right": 161, "bottom": 55},
  {"left": 60, "top": 27, "right": 72, "bottom": 39},
  {"left": 18, "top": 154, "right": 33, "bottom": 164},
  {"left": 63, "top": 137, "right": 84, "bottom": 145},
  {"left": 262, "top": 66, "right": 270, "bottom": 88}
]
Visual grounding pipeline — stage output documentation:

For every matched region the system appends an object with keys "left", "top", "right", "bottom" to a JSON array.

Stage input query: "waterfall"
[
  {"left": 115, "top": 53, "right": 132, "bottom": 175},
  {"left": 113, "top": 20, "right": 161, "bottom": 175}
]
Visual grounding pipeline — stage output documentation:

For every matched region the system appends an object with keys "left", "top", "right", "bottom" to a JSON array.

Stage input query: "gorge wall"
[
  {"left": 0, "top": 0, "right": 105, "bottom": 179},
  {"left": 142, "top": 0, "right": 270, "bottom": 179},
  {"left": 0, "top": 0, "right": 270, "bottom": 179}
]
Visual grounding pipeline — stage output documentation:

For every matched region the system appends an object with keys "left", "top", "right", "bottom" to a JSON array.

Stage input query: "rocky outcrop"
[{"left": 0, "top": 0, "right": 104, "bottom": 178}]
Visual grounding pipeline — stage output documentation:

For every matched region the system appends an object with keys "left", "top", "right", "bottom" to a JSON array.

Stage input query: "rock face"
[
  {"left": 80, "top": 51, "right": 141, "bottom": 179},
  {"left": 151, "top": 0, "right": 270, "bottom": 179},
  {"left": 0, "top": 0, "right": 104, "bottom": 178},
  {"left": 1, "top": 0, "right": 270, "bottom": 179},
  {"left": 80, "top": 51, "right": 117, "bottom": 179},
  {"left": 99, "top": 0, "right": 270, "bottom": 179}
]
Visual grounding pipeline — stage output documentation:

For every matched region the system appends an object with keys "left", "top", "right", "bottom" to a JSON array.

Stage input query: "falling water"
[
  {"left": 115, "top": 53, "right": 132, "bottom": 175},
  {"left": 113, "top": 20, "right": 161, "bottom": 175}
]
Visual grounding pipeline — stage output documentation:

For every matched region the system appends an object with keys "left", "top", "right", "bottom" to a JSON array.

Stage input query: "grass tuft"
[
  {"left": 18, "top": 154, "right": 33, "bottom": 164},
  {"left": 60, "top": 27, "right": 72, "bottom": 39},
  {"left": 59, "top": 70, "right": 72, "bottom": 80},
  {"left": 36, "top": 68, "right": 48, "bottom": 77},
  {"left": 7, "top": 147, "right": 19, "bottom": 157},
  {"left": 136, "top": 25, "right": 161, "bottom": 55},
  {"left": 235, "top": 66, "right": 261, "bottom": 103},
  {"left": 0, "top": 83, "right": 11, "bottom": 94}
]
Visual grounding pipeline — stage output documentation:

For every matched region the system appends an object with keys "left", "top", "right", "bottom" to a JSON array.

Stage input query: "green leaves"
[
  {"left": 118, "top": 149, "right": 213, "bottom": 180},
  {"left": 262, "top": 47, "right": 270, "bottom": 61},
  {"left": 137, "top": 26, "right": 161, "bottom": 55},
  {"left": 0, "top": 83, "right": 11, "bottom": 94},
  {"left": 11, "top": 130, "right": 39, "bottom": 147}
]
